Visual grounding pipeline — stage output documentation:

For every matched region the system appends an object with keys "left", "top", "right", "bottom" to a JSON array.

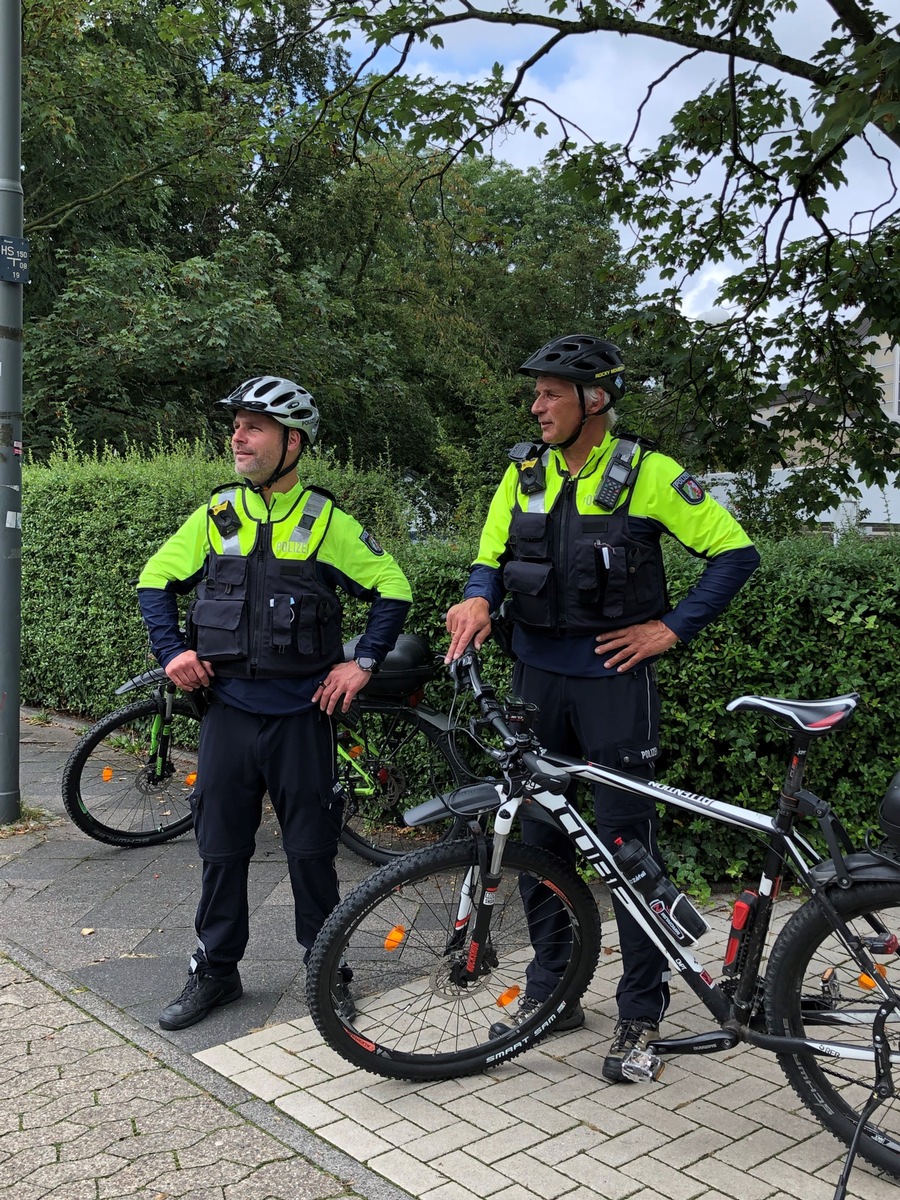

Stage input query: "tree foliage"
[
  {"left": 312, "top": 0, "right": 900, "bottom": 512},
  {"left": 22, "top": 2, "right": 639, "bottom": 488}
]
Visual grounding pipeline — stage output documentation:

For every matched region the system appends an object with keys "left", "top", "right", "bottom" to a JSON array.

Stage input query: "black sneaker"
[
  {"left": 334, "top": 962, "right": 356, "bottom": 1024},
  {"left": 602, "top": 1016, "right": 659, "bottom": 1083},
  {"left": 488, "top": 994, "right": 585, "bottom": 1040},
  {"left": 158, "top": 969, "right": 242, "bottom": 1031}
]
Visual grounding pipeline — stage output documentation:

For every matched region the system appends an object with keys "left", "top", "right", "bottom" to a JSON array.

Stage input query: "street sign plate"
[{"left": 0, "top": 237, "right": 29, "bottom": 284}]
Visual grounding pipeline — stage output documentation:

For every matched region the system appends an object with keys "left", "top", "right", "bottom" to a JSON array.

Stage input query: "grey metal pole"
[{"left": 0, "top": 1, "right": 25, "bottom": 824}]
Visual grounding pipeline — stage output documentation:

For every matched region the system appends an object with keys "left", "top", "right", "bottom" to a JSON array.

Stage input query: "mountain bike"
[
  {"left": 61, "top": 634, "right": 475, "bottom": 863},
  {"left": 307, "top": 647, "right": 900, "bottom": 1198}
]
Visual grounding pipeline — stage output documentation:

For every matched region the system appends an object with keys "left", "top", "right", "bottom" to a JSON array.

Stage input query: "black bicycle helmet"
[
  {"left": 518, "top": 334, "right": 626, "bottom": 403},
  {"left": 218, "top": 376, "right": 320, "bottom": 448}
]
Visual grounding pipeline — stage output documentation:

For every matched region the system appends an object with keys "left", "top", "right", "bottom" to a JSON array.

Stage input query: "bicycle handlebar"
[{"left": 449, "top": 646, "right": 570, "bottom": 795}]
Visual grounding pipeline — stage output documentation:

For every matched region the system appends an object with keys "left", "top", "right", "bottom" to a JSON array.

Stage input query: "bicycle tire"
[
  {"left": 337, "top": 704, "right": 470, "bottom": 864},
  {"left": 307, "top": 838, "right": 601, "bottom": 1081},
  {"left": 766, "top": 879, "right": 900, "bottom": 1178},
  {"left": 62, "top": 698, "right": 199, "bottom": 848}
]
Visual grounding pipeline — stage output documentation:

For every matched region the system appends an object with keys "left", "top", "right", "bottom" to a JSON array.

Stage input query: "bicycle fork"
[
  {"left": 444, "top": 798, "right": 521, "bottom": 984},
  {"left": 148, "top": 683, "right": 178, "bottom": 786}
]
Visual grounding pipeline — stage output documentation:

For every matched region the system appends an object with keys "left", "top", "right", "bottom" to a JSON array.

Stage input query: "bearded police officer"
[
  {"left": 138, "top": 376, "right": 411, "bottom": 1030},
  {"left": 445, "top": 334, "right": 759, "bottom": 1082}
]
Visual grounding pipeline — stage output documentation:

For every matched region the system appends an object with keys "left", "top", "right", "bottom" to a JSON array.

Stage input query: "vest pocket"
[
  {"left": 207, "top": 554, "right": 248, "bottom": 597},
  {"left": 511, "top": 511, "right": 550, "bottom": 559},
  {"left": 191, "top": 598, "right": 247, "bottom": 661},
  {"left": 291, "top": 594, "right": 319, "bottom": 654},
  {"left": 503, "top": 560, "right": 556, "bottom": 630},
  {"left": 270, "top": 593, "right": 294, "bottom": 648}
]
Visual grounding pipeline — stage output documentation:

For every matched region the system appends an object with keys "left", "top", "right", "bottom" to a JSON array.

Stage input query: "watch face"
[{"left": 356, "top": 656, "right": 376, "bottom": 672}]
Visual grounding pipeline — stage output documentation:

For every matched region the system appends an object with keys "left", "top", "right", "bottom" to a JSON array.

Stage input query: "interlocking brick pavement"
[{"left": 3, "top": 709, "right": 900, "bottom": 1200}]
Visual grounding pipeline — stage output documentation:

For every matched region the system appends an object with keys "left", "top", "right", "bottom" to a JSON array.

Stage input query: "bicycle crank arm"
[{"left": 648, "top": 1030, "right": 741, "bottom": 1057}]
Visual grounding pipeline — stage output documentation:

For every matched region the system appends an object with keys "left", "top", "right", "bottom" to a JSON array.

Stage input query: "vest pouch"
[
  {"left": 511, "top": 511, "right": 551, "bottom": 560},
  {"left": 269, "top": 593, "right": 294, "bottom": 649},
  {"left": 502, "top": 560, "right": 556, "bottom": 630},
  {"left": 190, "top": 598, "right": 247, "bottom": 661},
  {"left": 601, "top": 544, "right": 628, "bottom": 619},
  {"left": 574, "top": 538, "right": 602, "bottom": 599},
  {"left": 291, "top": 593, "right": 320, "bottom": 655},
  {"left": 207, "top": 553, "right": 248, "bottom": 598}
]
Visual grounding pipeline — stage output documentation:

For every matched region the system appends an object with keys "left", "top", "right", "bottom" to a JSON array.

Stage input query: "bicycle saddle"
[{"left": 726, "top": 693, "right": 859, "bottom": 735}]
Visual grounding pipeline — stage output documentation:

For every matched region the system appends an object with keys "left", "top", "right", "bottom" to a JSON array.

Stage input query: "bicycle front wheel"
[
  {"left": 766, "top": 879, "right": 900, "bottom": 1178},
  {"left": 337, "top": 704, "right": 469, "bottom": 864},
  {"left": 307, "top": 839, "right": 601, "bottom": 1081},
  {"left": 62, "top": 698, "right": 199, "bottom": 847}
]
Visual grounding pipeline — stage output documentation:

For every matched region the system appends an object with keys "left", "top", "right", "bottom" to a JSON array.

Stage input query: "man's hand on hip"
[
  {"left": 165, "top": 650, "right": 214, "bottom": 691},
  {"left": 444, "top": 597, "right": 492, "bottom": 662},
  {"left": 314, "top": 661, "right": 372, "bottom": 716},
  {"left": 595, "top": 620, "right": 679, "bottom": 672}
]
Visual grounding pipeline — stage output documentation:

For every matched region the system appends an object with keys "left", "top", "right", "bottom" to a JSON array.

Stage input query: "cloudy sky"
[{"left": 344, "top": 1, "right": 900, "bottom": 316}]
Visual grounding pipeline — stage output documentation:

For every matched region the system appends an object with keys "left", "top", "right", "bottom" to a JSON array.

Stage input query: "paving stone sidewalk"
[{"left": 1, "top": 710, "right": 898, "bottom": 1200}]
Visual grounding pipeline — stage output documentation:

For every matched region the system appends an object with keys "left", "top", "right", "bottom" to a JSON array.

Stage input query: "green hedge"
[{"left": 21, "top": 446, "right": 900, "bottom": 889}]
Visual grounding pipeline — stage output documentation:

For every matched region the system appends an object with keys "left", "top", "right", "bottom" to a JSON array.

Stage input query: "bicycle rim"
[
  {"left": 61, "top": 697, "right": 198, "bottom": 847},
  {"left": 307, "top": 839, "right": 601, "bottom": 1081},
  {"left": 337, "top": 705, "right": 469, "bottom": 864},
  {"left": 766, "top": 879, "right": 900, "bottom": 1178}
]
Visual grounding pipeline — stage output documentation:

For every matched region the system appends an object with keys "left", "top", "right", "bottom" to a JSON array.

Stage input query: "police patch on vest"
[
  {"left": 360, "top": 530, "right": 384, "bottom": 556},
  {"left": 209, "top": 499, "right": 242, "bottom": 536},
  {"left": 671, "top": 472, "right": 705, "bottom": 505}
]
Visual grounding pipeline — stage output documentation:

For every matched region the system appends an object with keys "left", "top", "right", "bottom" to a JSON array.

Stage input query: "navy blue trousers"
[
  {"left": 188, "top": 699, "right": 342, "bottom": 976},
  {"left": 513, "top": 661, "right": 671, "bottom": 1023}
]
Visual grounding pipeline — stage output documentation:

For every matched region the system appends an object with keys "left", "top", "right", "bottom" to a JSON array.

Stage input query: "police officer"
[
  {"left": 445, "top": 335, "right": 759, "bottom": 1081},
  {"left": 138, "top": 376, "right": 412, "bottom": 1030}
]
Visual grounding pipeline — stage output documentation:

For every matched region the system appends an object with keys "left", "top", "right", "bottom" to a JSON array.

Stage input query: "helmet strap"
[
  {"left": 247, "top": 428, "right": 301, "bottom": 493},
  {"left": 551, "top": 384, "right": 608, "bottom": 450}
]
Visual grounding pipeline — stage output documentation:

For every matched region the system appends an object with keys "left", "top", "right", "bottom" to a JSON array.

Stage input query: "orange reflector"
[
  {"left": 496, "top": 985, "right": 522, "bottom": 1009},
  {"left": 348, "top": 745, "right": 364, "bottom": 759},
  {"left": 102, "top": 766, "right": 113, "bottom": 782},
  {"left": 384, "top": 926, "right": 406, "bottom": 951},
  {"left": 859, "top": 963, "right": 888, "bottom": 990},
  {"left": 185, "top": 772, "right": 197, "bottom": 786}
]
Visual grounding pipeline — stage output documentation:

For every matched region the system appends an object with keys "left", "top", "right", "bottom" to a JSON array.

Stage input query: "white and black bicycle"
[{"left": 307, "top": 647, "right": 900, "bottom": 1198}]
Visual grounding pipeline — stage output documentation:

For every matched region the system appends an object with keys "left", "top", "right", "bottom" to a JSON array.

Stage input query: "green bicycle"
[{"left": 62, "top": 634, "right": 474, "bottom": 863}]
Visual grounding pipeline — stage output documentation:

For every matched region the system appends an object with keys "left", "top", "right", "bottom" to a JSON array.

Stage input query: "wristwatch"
[{"left": 354, "top": 654, "right": 378, "bottom": 673}]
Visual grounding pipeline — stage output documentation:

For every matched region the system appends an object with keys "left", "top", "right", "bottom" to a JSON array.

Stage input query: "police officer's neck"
[
  {"left": 559, "top": 420, "right": 609, "bottom": 477},
  {"left": 258, "top": 470, "right": 300, "bottom": 504}
]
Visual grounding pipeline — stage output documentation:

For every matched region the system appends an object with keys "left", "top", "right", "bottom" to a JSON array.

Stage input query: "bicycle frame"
[{"left": 415, "top": 651, "right": 900, "bottom": 1075}]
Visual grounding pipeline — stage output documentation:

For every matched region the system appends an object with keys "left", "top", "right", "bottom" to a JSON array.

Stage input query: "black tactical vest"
[
  {"left": 502, "top": 445, "right": 668, "bottom": 636},
  {"left": 189, "top": 487, "right": 344, "bottom": 679}
]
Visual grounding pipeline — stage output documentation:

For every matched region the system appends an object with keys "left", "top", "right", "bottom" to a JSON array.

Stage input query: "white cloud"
[{"left": 346, "top": 5, "right": 900, "bottom": 313}]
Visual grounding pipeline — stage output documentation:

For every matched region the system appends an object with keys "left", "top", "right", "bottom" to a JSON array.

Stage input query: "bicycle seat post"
[{"left": 777, "top": 732, "right": 813, "bottom": 816}]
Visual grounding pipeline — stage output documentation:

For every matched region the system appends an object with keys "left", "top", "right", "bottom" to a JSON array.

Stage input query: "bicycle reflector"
[
  {"left": 858, "top": 963, "right": 888, "bottom": 990},
  {"left": 185, "top": 772, "right": 197, "bottom": 786},
  {"left": 102, "top": 766, "right": 113, "bottom": 782},
  {"left": 496, "top": 985, "right": 522, "bottom": 1009},
  {"left": 722, "top": 889, "right": 758, "bottom": 976},
  {"left": 384, "top": 926, "right": 406, "bottom": 951}
]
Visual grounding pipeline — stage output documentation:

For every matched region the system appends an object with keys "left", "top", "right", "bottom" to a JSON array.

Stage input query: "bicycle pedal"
[{"left": 621, "top": 1048, "right": 665, "bottom": 1082}]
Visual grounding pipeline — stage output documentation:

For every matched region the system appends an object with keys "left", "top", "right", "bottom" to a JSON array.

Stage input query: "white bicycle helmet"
[{"left": 219, "top": 376, "right": 320, "bottom": 447}]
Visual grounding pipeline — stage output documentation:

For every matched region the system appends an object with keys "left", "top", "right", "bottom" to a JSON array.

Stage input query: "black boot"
[{"left": 158, "top": 969, "right": 243, "bottom": 1031}]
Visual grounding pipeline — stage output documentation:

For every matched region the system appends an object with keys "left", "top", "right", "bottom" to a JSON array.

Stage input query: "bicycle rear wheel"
[
  {"left": 62, "top": 697, "right": 199, "bottom": 847},
  {"left": 766, "top": 879, "right": 900, "bottom": 1179},
  {"left": 337, "top": 704, "right": 470, "bottom": 864},
  {"left": 307, "top": 838, "right": 601, "bottom": 1081}
]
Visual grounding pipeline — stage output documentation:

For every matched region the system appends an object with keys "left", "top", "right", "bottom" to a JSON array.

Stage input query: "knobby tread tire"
[
  {"left": 766, "top": 878, "right": 900, "bottom": 1179},
  {"left": 307, "top": 838, "right": 601, "bottom": 1081},
  {"left": 61, "top": 697, "right": 198, "bottom": 847}
]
